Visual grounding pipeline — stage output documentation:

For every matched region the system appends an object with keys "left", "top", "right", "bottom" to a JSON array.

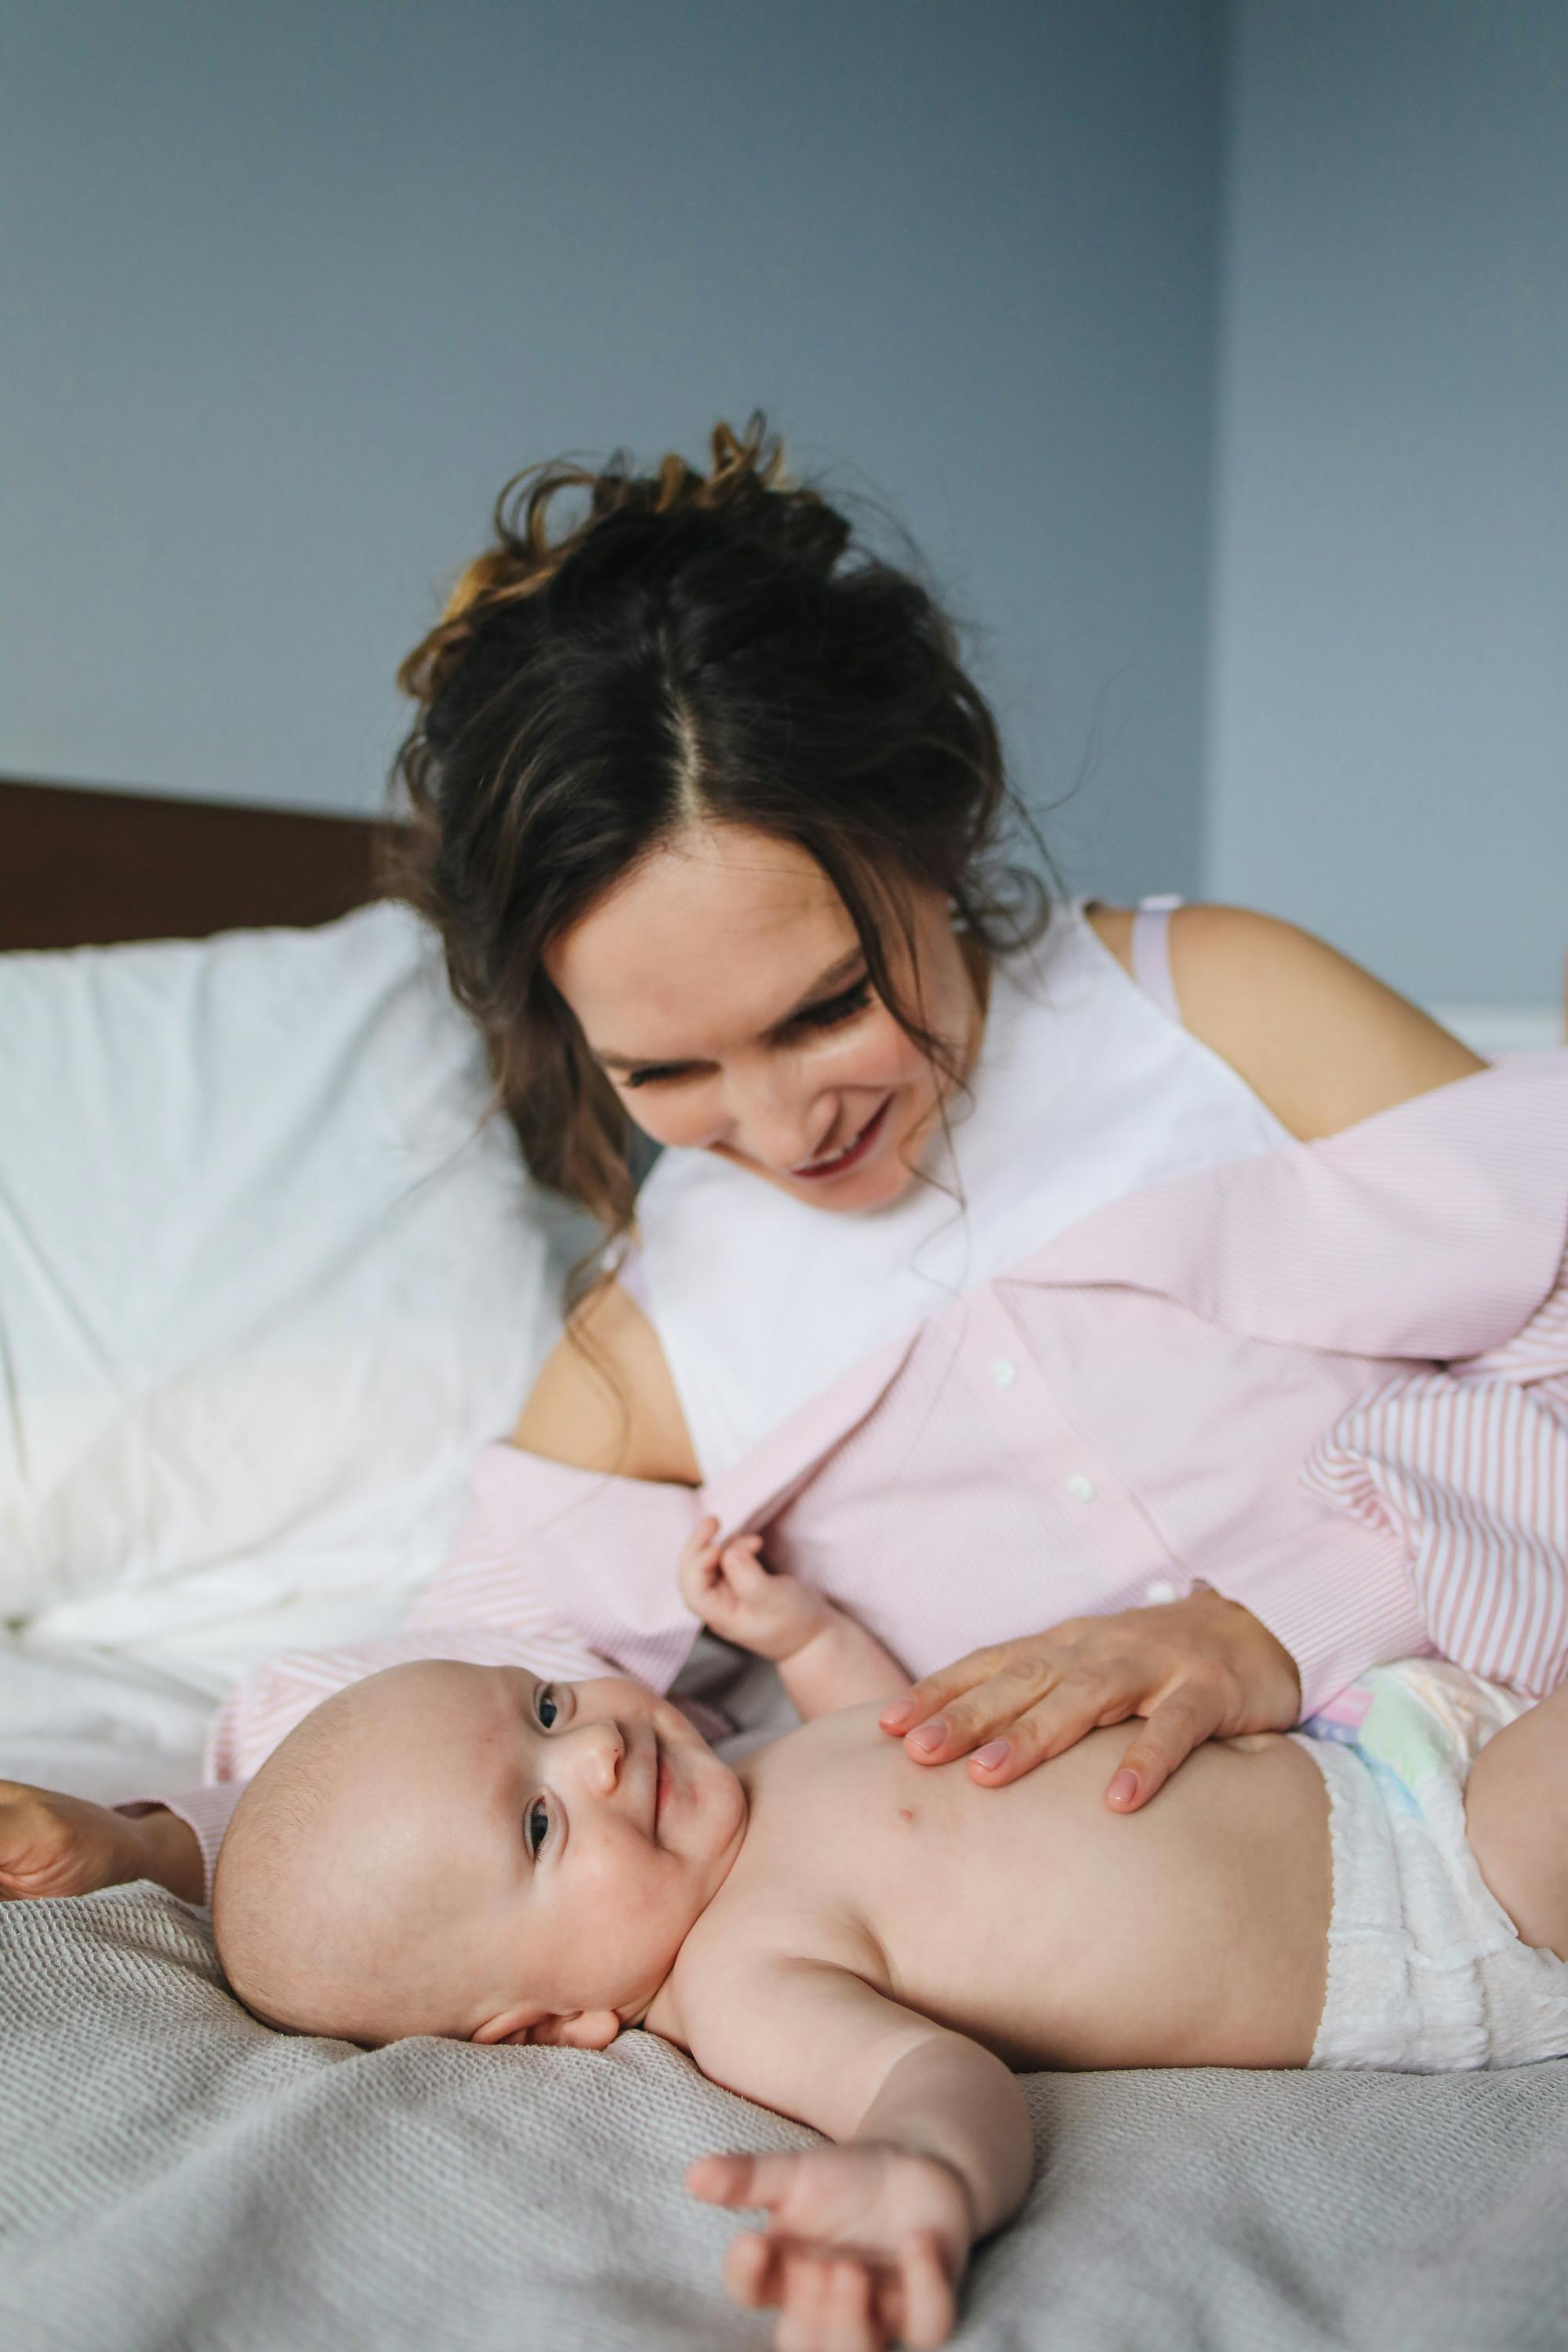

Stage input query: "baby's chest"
[{"left": 736, "top": 1731, "right": 1061, "bottom": 1965}]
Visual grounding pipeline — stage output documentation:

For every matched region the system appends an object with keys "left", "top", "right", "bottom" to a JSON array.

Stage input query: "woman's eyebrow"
[{"left": 593, "top": 949, "right": 867, "bottom": 1071}]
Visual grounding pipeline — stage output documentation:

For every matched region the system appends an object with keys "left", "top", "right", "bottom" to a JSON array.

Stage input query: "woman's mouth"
[{"left": 789, "top": 1098, "right": 890, "bottom": 1182}]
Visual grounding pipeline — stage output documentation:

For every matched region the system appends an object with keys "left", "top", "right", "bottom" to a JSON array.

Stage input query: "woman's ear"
[{"left": 470, "top": 2006, "right": 621, "bottom": 2050}]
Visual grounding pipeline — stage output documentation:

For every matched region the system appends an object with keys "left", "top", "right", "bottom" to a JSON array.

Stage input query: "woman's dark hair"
[{"left": 387, "top": 412, "right": 1057, "bottom": 1276}]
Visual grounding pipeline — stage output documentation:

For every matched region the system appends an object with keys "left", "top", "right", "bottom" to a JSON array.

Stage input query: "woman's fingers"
[
  {"left": 1105, "top": 1680, "right": 1225, "bottom": 1810},
  {"left": 891, "top": 1661, "right": 1058, "bottom": 1768},
  {"left": 945, "top": 1669, "right": 1131, "bottom": 1784},
  {"left": 877, "top": 1649, "right": 1004, "bottom": 1737}
]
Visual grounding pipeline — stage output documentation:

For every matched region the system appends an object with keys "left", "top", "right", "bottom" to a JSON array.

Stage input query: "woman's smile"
[{"left": 787, "top": 1097, "right": 891, "bottom": 1182}]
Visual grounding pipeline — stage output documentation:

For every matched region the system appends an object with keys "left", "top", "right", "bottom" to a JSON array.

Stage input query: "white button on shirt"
[
  {"left": 990, "top": 1359, "right": 1017, "bottom": 1389},
  {"left": 1065, "top": 1472, "right": 1096, "bottom": 1503},
  {"left": 1143, "top": 1578, "right": 1179, "bottom": 1605}
]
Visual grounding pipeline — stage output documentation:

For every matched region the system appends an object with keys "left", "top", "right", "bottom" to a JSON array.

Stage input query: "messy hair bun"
[
  {"left": 387, "top": 412, "right": 1052, "bottom": 1266},
  {"left": 398, "top": 416, "right": 845, "bottom": 718}
]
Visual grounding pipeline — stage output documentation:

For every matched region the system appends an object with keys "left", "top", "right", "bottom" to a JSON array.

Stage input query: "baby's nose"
[{"left": 577, "top": 1719, "right": 624, "bottom": 1794}]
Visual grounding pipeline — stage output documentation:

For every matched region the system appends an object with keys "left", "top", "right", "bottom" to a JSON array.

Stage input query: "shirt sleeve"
[
  {"left": 201, "top": 1443, "right": 704, "bottom": 1786},
  {"left": 1299, "top": 1234, "right": 1568, "bottom": 1700},
  {"left": 114, "top": 1784, "right": 245, "bottom": 1906}
]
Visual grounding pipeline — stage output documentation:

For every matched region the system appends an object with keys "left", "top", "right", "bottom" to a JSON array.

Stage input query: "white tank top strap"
[
  {"left": 1131, "top": 894, "right": 1185, "bottom": 1026},
  {"left": 606, "top": 1237, "right": 654, "bottom": 1314}
]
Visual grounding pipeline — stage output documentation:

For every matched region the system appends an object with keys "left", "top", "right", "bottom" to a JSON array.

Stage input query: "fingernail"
[
  {"left": 1107, "top": 1769, "right": 1138, "bottom": 1808},
  {"left": 880, "top": 1699, "right": 914, "bottom": 1729},
  {"left": 973, "top": 1740, "right": 1010, "bottom": 1771},
  {"left": 908, "top": 1719, "right": 946, "bottom": 1754}
]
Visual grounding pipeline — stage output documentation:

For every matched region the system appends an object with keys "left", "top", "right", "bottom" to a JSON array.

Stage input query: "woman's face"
[{"left": 545, "top": 824, "right": 980, "bottom": 1214}]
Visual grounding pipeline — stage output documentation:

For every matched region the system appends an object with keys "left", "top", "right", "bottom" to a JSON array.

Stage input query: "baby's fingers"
[
  {"left": 720, "top": 2227, "right": 779, "bottom": 2307},
  {"left": 688, "top": 2150, "right": 794, "bottom": 2213},
  {"left": 894, "top": 2230, "right": 957, "bottom": 2350},
  {"left": 676, "top": 1517, "right": 723, "bottom": 1603},
  {"left": 775, "top": 2249, "right": 885, "bottom": 2352},
  {"left": 717, "top": 1534, "right": 768, "bottom": 1593}
]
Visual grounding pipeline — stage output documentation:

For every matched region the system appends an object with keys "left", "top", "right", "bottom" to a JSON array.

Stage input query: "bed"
[{"left": 3, "top": 774, "right": 1566, "bottom": 2351}]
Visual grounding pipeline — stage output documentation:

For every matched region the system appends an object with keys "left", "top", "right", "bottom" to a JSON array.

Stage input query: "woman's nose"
[{"left": 725, "top": 1071, "right": 836, "bottom": 1173}]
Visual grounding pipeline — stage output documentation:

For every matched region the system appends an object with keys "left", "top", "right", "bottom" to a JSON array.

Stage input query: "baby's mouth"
[{"left": 654, "top": 1737, "right": 673, "bottom": 1840}]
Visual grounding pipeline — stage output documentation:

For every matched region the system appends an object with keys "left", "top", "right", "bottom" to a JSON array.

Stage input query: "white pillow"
[{"left": 0, "top": 902, "right": 594, "bottom": 1693}]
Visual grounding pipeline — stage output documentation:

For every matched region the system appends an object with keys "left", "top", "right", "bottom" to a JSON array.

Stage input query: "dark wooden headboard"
[{"left": 0, "top": 775, "right": 398, "bottom": 952}]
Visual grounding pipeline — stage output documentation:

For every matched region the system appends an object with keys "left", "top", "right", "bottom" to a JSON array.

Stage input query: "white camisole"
[{"left": 624, "top": 895, "right": 1294, "bottom": 1478}]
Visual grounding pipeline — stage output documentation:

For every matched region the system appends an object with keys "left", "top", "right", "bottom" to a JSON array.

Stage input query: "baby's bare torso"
[{"left": 674, "top": 1704, "right": 1331, "bottom": 2070}]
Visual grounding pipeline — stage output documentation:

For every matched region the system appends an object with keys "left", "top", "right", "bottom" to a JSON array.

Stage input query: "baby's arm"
[
  {"left": 684, "top": 1954, "right": 1033, "bottom": 2350},
  {"left": 678, "top": 1518, "right": 910, "bottom": 1717}
]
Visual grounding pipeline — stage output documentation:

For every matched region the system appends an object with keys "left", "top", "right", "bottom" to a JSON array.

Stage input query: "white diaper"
[{"left": 1294, "top": 1659, "right": 1568, "bottom": 2071}]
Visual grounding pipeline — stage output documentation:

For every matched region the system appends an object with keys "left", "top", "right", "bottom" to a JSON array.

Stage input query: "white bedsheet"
[{"left": 0, "top": 1635, "right": 209, "bottom": 1802}]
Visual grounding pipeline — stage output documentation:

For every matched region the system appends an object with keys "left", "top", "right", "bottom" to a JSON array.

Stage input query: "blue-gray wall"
[
  {"left": 0, "top": 0, "right": 1225, "bottom": 906},
  {"left": 1208, "top": 0, "right": 1568, "bottom": 1006}
]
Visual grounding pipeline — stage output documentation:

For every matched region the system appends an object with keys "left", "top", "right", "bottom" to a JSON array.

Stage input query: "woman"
[{"left": 5, "top": 413, "right": 1568, "bottom": 1908}]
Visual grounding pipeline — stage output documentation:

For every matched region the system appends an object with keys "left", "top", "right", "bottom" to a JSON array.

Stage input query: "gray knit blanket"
[{"left": 2, "top": 1883, "right": 1566, "bottom": 2351}]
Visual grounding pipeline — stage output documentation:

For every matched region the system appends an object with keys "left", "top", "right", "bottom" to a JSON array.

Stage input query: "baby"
[{"left": 213, "top": 1526, "right": 1568, "bottom": 2352}]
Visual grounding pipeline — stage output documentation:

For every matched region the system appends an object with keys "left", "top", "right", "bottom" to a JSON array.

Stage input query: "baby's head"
[{"left": 212, "top": 1660, "right": 747, "bottom": 2048}]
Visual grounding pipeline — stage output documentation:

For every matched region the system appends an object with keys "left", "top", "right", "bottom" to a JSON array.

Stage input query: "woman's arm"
[
  {"left": 0, "top": 1782, "right": 206, "bottom": 1906},
  {"left": 1088, "top": 901, "right": 1486, "bottom": 1140},
  {"left": 511, "top": 1276, "right": 701, "bottom": 1485}
]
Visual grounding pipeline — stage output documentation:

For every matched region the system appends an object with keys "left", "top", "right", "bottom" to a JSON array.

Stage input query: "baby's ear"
[
  {"left": 470, "top": 2006, "right": 620, "bottom": 2051},
  {"left": 470, "top": 2006, "right": 544, "bottom": 2049},
  {"left": 530, "top": 2009, "right": 622, "bottom": 2052}
]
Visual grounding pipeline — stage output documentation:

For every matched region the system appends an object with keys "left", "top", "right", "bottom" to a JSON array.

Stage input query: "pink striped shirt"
[{"left": 164, "top": 1047, "right": 1568, "bottom": 1894}]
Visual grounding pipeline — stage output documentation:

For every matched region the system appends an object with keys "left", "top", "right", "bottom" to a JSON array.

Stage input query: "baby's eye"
[
  {"left": 525, "top": 1798, "right": 550, "bottom": 1858},
  {"left": 535, "top": 1685, "right": 559, "bottom": 1730}
]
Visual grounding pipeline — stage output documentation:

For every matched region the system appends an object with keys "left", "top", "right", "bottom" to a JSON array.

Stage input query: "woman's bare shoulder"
[
  {"left": 1165, "top": 902, "right": 1487, "bottom": 1141},
  {"left": 510, "top": 1279, "right": 700, "bottom": 1486}
]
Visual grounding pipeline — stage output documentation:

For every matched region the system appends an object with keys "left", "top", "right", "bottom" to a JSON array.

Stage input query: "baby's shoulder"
[
  {"left": 665, "top": 1899, "right": 895, "bottom": 2110},
  {"left": 674, "top": 1828, "right": 886, "bottom": 2005}
]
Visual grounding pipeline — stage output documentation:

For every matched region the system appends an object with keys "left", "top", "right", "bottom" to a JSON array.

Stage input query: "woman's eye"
[
  {"left": 622, "top": 1063, "right": 691, "bottom": 1091},
  {"left": 535, "top": 1685, "right": 559, "bottom": 1730},
  {"left": 525, "top": 1799, "right": 550, "bottom": 1858},
  {"left": 794, "top": 977, "right": 873, "bottom": 1033}
]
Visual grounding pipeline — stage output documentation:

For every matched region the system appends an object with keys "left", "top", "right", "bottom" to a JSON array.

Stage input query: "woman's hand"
[
  {"left": 877, "top": 1588, "right": 1301, "bottom": 1809},
  {"left": 0, "top": 1783, "right": 203, "bottom": 1904},
  {"left": 688, "top": 2143, "right": 969, "bottom": 2351}
]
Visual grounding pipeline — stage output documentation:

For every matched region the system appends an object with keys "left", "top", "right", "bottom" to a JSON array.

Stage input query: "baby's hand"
[
  {"left": 677, "top": 1515, "right": 832, "bottom": 1664},
  {"left": 688, "top": 2143, "right": 970, "bottom": 2350}
]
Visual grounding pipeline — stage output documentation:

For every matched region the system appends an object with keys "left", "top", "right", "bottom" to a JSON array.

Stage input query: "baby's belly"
[{"left": 871, "top": 1725, "right": 1332, "bottom": 2071}]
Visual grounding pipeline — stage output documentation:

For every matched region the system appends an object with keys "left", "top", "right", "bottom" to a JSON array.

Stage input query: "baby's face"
[{"left": 220, "top": 1661, "right": 747, "bottom": 2048}]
